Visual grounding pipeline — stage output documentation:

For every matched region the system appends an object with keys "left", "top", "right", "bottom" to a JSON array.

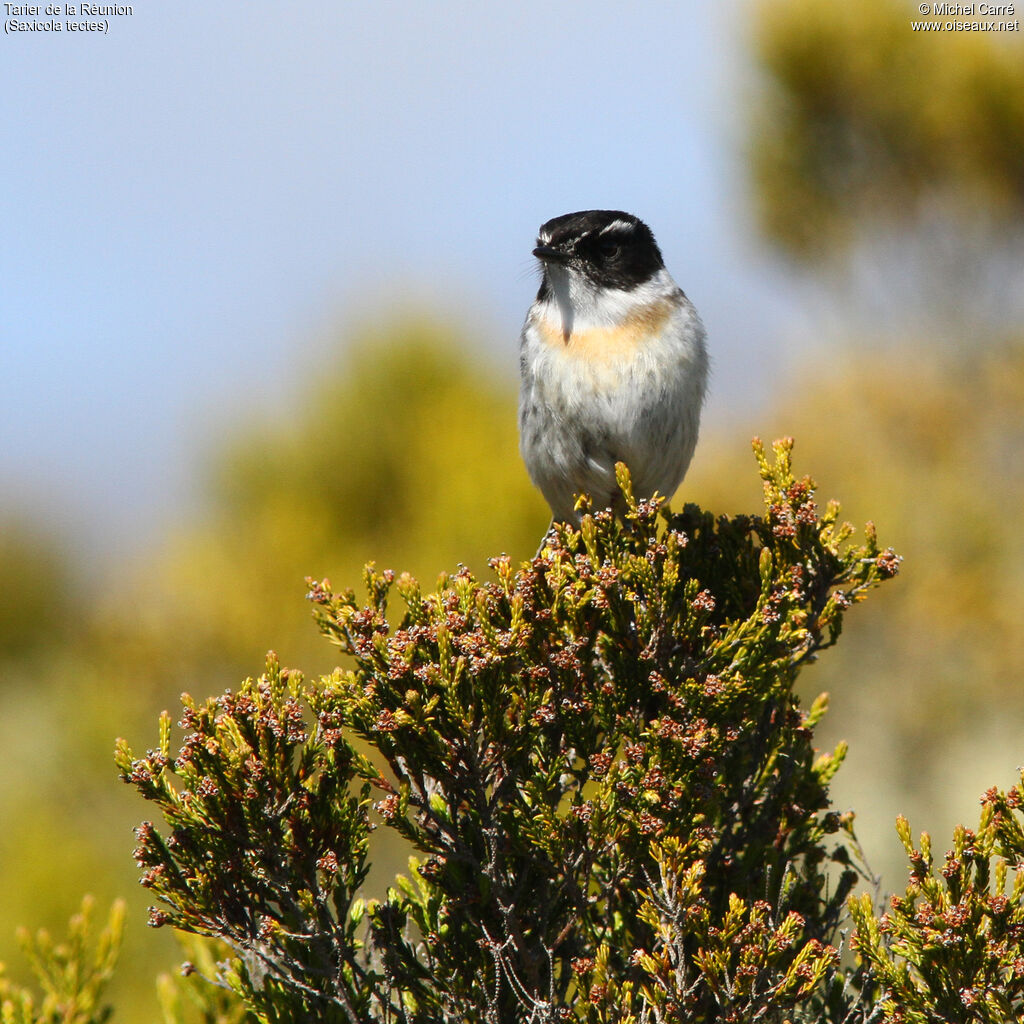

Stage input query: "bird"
[{"left": 518, "top": 210, "right": 708, "bottom": 525}]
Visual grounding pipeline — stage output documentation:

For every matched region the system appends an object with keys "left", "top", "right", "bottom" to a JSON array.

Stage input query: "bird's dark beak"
[{"left": 532, "top": 245, "right": 571, "bottom": 263}]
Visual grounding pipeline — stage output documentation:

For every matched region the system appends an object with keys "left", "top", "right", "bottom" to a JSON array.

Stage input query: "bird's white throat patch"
[{"left": 533, "top": 267, "right": 678, "bottom": 361}]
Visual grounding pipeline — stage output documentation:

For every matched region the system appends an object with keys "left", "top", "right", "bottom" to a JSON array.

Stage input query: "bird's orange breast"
[{"left": 533, "top": 299, "right": 675, "bottom": 365}]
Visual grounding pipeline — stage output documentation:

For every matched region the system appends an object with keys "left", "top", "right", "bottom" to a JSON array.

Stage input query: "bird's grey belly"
[{"left": 521, "top": 376, "right": 696, "bottom": 518}]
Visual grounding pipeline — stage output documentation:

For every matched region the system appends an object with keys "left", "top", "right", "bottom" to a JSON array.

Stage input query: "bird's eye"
[{"left": 598, "top": 240, "right": 620, "bottom": 259}]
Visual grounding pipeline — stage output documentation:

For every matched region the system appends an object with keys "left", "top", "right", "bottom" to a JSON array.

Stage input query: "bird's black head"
[{"left": 533, "top": 210, "right": 665, "bottom": 297}]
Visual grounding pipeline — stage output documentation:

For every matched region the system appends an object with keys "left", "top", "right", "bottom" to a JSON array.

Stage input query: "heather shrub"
[{"left": 115, "top": 438, "right": 907, "bottom": 1022}]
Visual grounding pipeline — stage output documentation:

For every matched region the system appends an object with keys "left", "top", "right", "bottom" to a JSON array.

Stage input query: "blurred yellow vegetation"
[
  {"left": 691, "top": 341, "right": 1024, "bottom": 719},
  {"left": 742, "top": 0, "right": 1024, "bottom": 881},
  {"left": 689, "top": 337, "right": 1024, "bottom": 893},
  {"left": 1, "top": 318, "right": 551, "bottom": 1020},
  {"left": 92, "top": 319, "right": 548, "bottom": 710},
  {"left": 749, "top": 0, "right": 1024, "bottom": 262}
]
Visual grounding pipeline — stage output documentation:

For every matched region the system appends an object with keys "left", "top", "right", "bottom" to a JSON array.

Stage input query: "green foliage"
[
  {"left": 117, "top": 440, "right": 903, "bottom": 1022},
  {"left": 0, "top": 319, "right": 547, "bottom": 1024},
  {"left": 156, "top": 936, "right": 255, "bottom": 1024},
  {"left": 0, "top": 898, "right": 123, "bottom": 1024},
  {"left": 598, "top": 839, "right": 844, "bottom": 1022},
  {"left": 748, "top": 0, "right": 1024, "bottom": 264},
  {"left": 851, "top": 777, "right": 1024, "bottom": 1022},
  {"left": 4, "top": 322, "right": 1020, "bottom": 1021},
  {"left": 687, "top": 340, "right": 1024, "bottom": 890}
]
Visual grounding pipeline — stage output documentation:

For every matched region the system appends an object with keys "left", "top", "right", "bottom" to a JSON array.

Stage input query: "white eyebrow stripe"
[{"left": 599, "top": 219, "right": 633, "bottom": 235}]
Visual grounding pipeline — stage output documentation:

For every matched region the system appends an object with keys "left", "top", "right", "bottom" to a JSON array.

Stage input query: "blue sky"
[{"left": 2, "top": 1, "right": 804, "bottom": 560}]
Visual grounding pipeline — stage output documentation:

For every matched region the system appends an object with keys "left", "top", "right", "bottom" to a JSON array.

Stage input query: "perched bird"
[{"left": 518, "top": 210, "right": 708, "bottom": 523}]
